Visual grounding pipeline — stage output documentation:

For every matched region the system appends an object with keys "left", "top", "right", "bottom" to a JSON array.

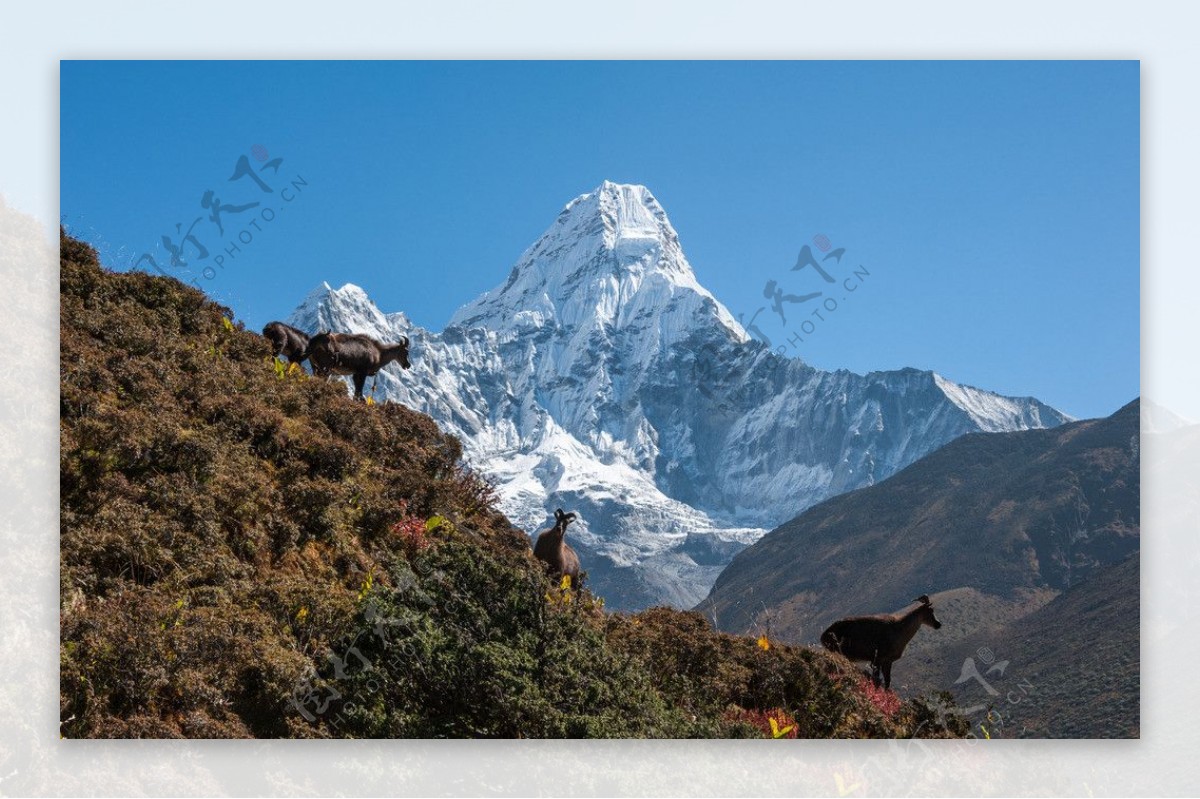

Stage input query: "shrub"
[{"left": 857, "top": 676, "right": 902, "bottom": 719}]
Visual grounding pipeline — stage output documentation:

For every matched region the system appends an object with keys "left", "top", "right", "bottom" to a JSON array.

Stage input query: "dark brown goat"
[
  {"left": 533, "top": 508, "right": 581, "bottom": 586},
  {"left": 820, "top": 594, "right": 942, "bottom": 689},
  {"left": 306, "top": 331, "right": 411, "bottom": 401},
  {"left": 261, "top": 321, "right": 311, "bottom": 364}
]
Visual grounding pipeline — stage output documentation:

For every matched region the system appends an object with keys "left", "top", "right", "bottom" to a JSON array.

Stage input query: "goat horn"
[{"left": 401, "top": 335, "right": 410, "bottom": 347}]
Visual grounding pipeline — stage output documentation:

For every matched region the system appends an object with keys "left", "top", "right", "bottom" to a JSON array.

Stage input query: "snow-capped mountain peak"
[
  {"left": 289, "top": 281, "right": 400, "bottom": 342},
  {"left": 449, "top": 181, "right": 748, "bottom": 347},
  {"left": 283, "top": 182, "right": 1070, "bottom": 610}
]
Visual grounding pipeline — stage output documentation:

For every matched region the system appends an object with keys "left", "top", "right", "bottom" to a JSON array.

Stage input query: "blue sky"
[{"left": 60, "top": 60, "right": 1138, "bottom": 420}]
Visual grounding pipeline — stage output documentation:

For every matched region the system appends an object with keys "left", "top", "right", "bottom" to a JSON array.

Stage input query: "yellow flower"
[
  {"left": 357, "top": 569, "right": 374, "bottom": 602},
  {"left": 757, "top": 634, "right": 771, "bottom": 651},
  {"left": 295, "top": 607, "right": 309, "bottom": 622},
  {"left": 769, "top": 717, "right": 795, "bottom": 738}
]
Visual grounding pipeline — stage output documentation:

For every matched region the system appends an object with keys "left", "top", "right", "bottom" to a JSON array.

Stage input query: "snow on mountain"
[
  {"left": 451, "top": 181, "right": 748, "bottom": 348},
  {"left": 285, "top": 181, "right": 1071, "bottom": 609}
]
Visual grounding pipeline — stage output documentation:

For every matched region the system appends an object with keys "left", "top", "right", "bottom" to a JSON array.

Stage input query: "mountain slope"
[
  {"left": 286, "top": 182, "right": 1070, "bottom": 609},
  {"left": 906, "top": 553, "right": 1139, "bottom": 738},
  {"left": 699, "top": 400, "right": 1140, "bottom": 650},
  {"left": 59, "top": 230, "right": 965, "bottom": 740}
]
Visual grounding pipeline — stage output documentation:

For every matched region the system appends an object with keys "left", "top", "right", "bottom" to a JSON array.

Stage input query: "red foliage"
[
  {"left": 857, "top": 676, "right": 902, "bottom": 719},
  {"left": 391, "top": 500, "right": 431, "bottom": 556}
]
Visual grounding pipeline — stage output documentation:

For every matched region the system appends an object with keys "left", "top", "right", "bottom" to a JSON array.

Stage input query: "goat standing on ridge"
[
  {"left": 820, "top": 594, "right": 943, "bottom": 690},
  {"left": 261, "top": 321, "right": 311, "bottom": 364},
  {"left": 305, "top": 331, "right": 411, "bottom": 401},
  {"left": 533, "top": 508, "right": 581, "bottom": 586}
]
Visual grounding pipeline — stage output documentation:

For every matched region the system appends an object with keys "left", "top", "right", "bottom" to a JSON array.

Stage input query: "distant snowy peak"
[
  {"left": 288, "top": 282, "right": 409, "bottom": 343},
  {"left": 450, "top": 181, "right": 748, "bottom": 346}
]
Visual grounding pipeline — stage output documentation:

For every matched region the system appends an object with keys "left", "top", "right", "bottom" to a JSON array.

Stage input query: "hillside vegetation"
[{"left": 59, "top": 231, "right": 964, "bottom": 739}]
